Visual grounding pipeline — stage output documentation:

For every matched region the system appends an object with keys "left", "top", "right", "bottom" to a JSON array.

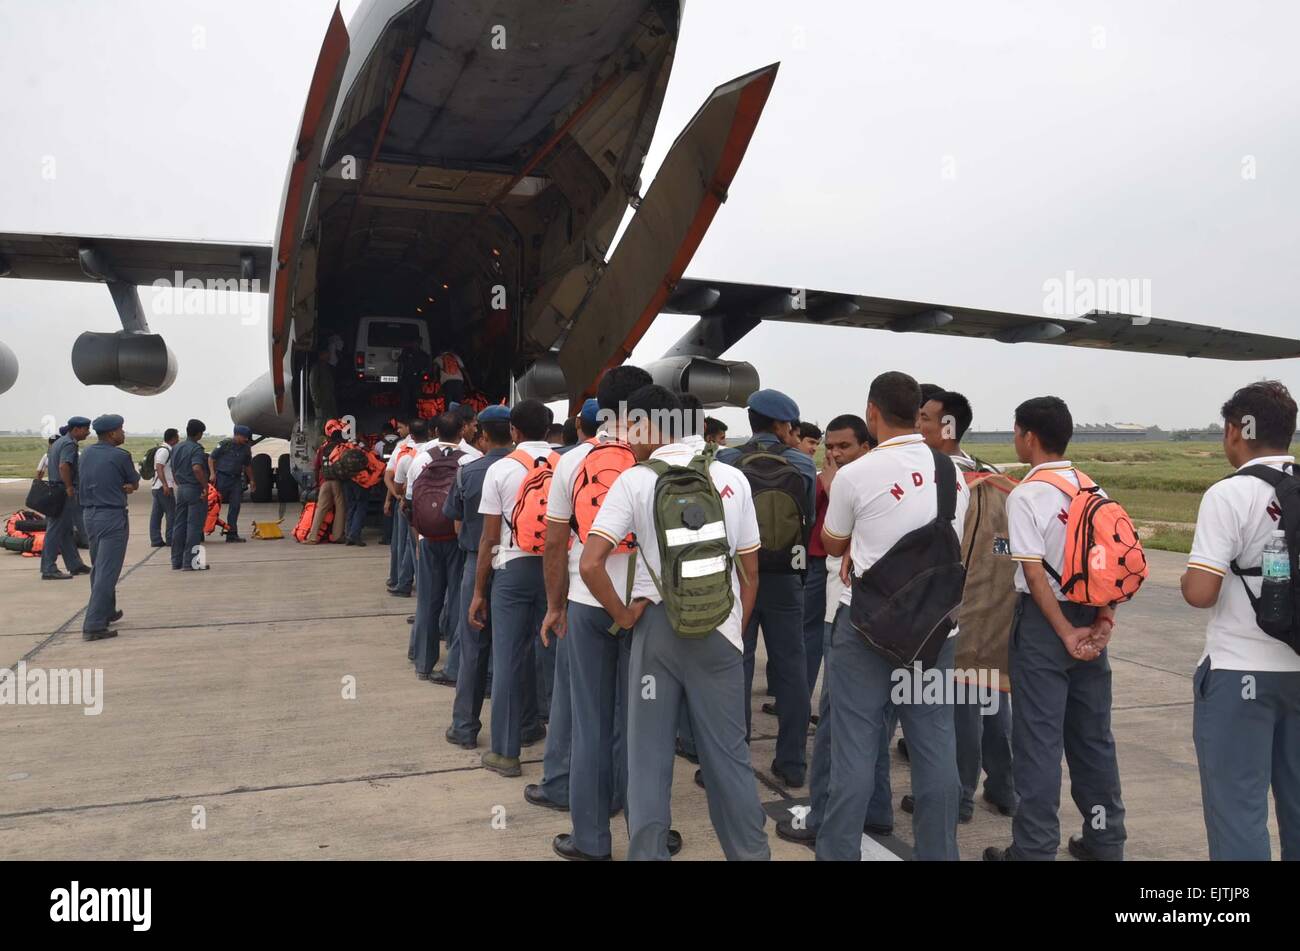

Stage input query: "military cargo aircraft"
[{"left": 2, "top": 0, "right": 1298, "bottom": 496}]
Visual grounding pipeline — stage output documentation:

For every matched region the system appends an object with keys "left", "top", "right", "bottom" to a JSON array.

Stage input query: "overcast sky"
[{"left": 1, "top": 0, "right": 1297, "bottom": 435}]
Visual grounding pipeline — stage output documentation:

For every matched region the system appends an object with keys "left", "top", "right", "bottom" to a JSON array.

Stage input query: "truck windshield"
[{"left": 367, "top": 322, "right": 422, "bottom": 348}]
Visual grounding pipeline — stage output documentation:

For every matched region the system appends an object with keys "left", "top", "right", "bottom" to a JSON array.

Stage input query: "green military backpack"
[{"left": 629, "top": 444, "right": 740, "bottom": 638}]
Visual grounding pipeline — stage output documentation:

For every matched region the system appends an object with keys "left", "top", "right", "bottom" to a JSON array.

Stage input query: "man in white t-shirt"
[
  {"left": 405, "top": 413, "right": 466, "bottom": 682},
  {"left": 536, "top": 374, "right": 661, "bottom": 860},
  {"left": 470, "top": 399, "right": 553, "bottom": 776},
  {"left": 816, "top": 372, "right": 970, "bottom": 862},
  {"left": 1182, "top": 381, "right": 1300, "bottom": 860},
  {"left": 148, "top": 428, "right": 179, "bottom": 547},
  {"left": 583, "top": 384, "right": 769, "bottom": 861},
  {"left": 983, "top": 396, "right": 1124, "bottom": 864},
  {"left": 384, "top": 418, "right": 417, "bottom": 595}
]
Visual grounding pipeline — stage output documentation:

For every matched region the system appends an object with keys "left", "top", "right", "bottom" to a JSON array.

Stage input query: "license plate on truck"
[{"left": 380, "top": 375, "right": 398, "bottom": 383}]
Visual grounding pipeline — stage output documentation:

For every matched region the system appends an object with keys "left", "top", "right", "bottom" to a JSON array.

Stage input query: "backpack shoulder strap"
[
  {"left": 931, "top": 447, "right": 957, "bottom": 522},
  {"left": 1231, "top": 463, "right": 1290, "bottom": 488},
  {"left": 506, "top": 448, "right": 534, "bottom": 471},
  {"left": 1025, "top": 467, "right": 1079, "bottom": 498}
]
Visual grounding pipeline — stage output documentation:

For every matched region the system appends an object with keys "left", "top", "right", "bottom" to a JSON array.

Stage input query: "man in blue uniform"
[
  {"left": 718, "top": 388, "right": 818, "bottom": 787},
  {"left": 170, "top": 419, "right": 210, "bottom": 571},
  {"left": 209, "top": 424, "right": 255, "bottom": 542},
  {"left": 78, "top": 414, "right": 141, "bottom": 640},
  {"left": 40, "top": 416, "right": 92, "bottom": 580},
  {"left": 444, "top": 404, "right": 513, "bottom": 748}
]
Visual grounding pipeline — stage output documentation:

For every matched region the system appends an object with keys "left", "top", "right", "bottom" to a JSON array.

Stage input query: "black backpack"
[
  {"left": 1227, "top": 464, "right": 1300, "bottom": 655},
  {"left": 139, "top": 444, "right": 163, "bottom": 479},
  {"left": 734, "top": 441, "right": 812, "bottom": 574},
  {"left": 848, "top": 447, "right": 967, "bottom": 669}
]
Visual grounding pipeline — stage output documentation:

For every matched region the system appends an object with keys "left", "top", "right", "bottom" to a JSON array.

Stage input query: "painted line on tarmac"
[{"left": 5, "top": 544, "right": 163, "bottom": 672}]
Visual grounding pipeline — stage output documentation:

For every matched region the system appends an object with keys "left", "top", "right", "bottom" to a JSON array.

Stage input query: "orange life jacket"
[
  {"left": 507, "top": 448, "right": 560, "bottom": 555},
  {"left": 293, "top": 501, "right": 334, "bottom": 542},
  {"left": 353, "top": 449, "right": 386, "bottom": 489}
]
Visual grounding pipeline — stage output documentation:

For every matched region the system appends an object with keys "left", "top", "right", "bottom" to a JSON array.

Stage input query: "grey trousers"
[
  {"left": 627, "top": 603, "right": 770, "bottom": 861},
  {"left": 40, "top": 494, "right": 85, "bottom": 575},
  {"left": 742, "top": 572, "right": 812, "bottom": 778},
  {"left": 389, "top": 508, "right": 415, "bottom": 592},
  {"left": 82, "top": 507, "right": 127, "bottom": 633},
  {"left": 171, "top": 484, "right": 205, "bottom": 569},
  {"left": 1193, "top": 658, "right": 1300, "bottom": 860},
  {"left": 488, "top": 556, "right": 546, "bottom": 759},
  {"left": 450, "top": 555, "right": 491, "bottom": 742},
  {"left": 1009, "top": 594, "right": 1126, "bottom": 861},
  {"left": 216, "top": 474, "right": 242, "bottom": 535},
  {"left": 149, "top": 488, "right": 174, "bottom": 546},
  {"left": 808, "top": 607, "right": 895, "bottom": 833},
  {"left": 538, "top": 630, "right": 572, "bottom": 805},
  {"left": 803, "top": 558, "right": 827, "bottom": 695},
  {"left": 955, "top": 687, "right": 1016, "bottom": 815},
  {"left": 567, "top": 601, "right": 630, "bottom": 855},
  {"left": 442, "top": 549, "right": 467, "bottom": 679},
  {"left": 411, "top": 537, "right": 460, "bottom": 676},
  {"left": 817, "top": 609, "right": 960, "bottom": 861}
]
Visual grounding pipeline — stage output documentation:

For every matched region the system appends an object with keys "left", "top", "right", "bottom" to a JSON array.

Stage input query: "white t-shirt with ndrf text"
[
  {"left": 589, "top": 441, "right": 760, "bottom": 651},
  {"left": 822, "top": 434, "right": 969, "bottom": 618},
  {"left": 1187, "top": 454, "right": 1300, "bottom": 673}
]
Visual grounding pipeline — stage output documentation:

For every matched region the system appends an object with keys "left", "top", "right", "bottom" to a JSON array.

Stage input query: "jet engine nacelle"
[
  {"left": 641, "top": 356, "right": 759, "bottom": 408},
  {"left": 228, "top": 370, "right": 297, "bottom": 440},
  {"left": 515, "top": 353, "right": 569, "bottom": 404},
  {"left": 0, "top": 341, "right": 17, "bottom": 395},
  {"left": 71, "top": 331, "right": 177, "bottom": 396}
]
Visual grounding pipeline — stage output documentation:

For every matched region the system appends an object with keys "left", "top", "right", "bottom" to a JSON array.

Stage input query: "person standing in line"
[
  {"left": 170, "top": 419, "right": 210, "bottom": 571},
  {"left": 148, "top": 428, "right": 179, "bottom": 548},
  {"left": 40, "top": 416, "right": 92, "bottom": 580}
]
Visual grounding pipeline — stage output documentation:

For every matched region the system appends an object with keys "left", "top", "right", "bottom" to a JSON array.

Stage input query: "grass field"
[{"left": 964, "top": 440, "right": 1232, "bottom": 553}]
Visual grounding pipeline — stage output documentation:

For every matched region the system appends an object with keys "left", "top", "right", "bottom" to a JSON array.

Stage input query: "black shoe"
[
  {"left": 1067, "top": 834, "right": 1113, "bottom": 861},
  {"left": 109, "top": 609, "right": 123, "bottom": 623},
  {"left": 389, "top": 588, "right": 411, "bottom": 597},
  {"left": 897, "top": 737, "right": 909, "bottom": 761},
  {"left": 694, "top": 769, "right": 705, "bottom": 789},
  {"left": 865, "top": 821, "right": 894, "bottom": 836},
  {"left": 445, "top": 727, "right": 476, "bottom": 749},
  {"left": 225, "top": 535, "right": 246, "bottom": 543},
  {"left": 553, "top": 833, "right": 610, "bottom": 861},
  {"left": 771, "top": 762, "right": 806, "bottom": 789},
  {"left": 667, "top": 829, "right": 683, "bottom": 856},
  {"left": 406, "top": 615, "right": 415, "bottom": 624},
  {"left": 809, "top": 713, "right": 820, "bottom": 726},
  {"left": 983, "top": 845, "right": 1012, "bottom": 861},
  {"left": 351, "top": 539, "right": 366, "bottom": 547},
  {"left": 150, "top": 541, "right": 167, "bottom": 548},
  {"left": 71, "top": 565, "right": 90, "bottom": 575},
  {"left": 42, "top": 571, "right": 73, "bottom": 580},
  {"left": 775, "top": 818, "right": 817, "bottom": 849},
  {"left": 520, "top": 726, "right": 547, "bottom": 747},
  {"left": 760, "top": 701, "right": 778, "bottom": 716},
  {"left": 430, "top": 669, "right": 456, "bottom": 686},
  {"left": 524, "top": 784, "right": 568, "bottom": 812},
  {"left": 983, "top": 790, "right": 1017, "bottom": 817},
  {"left": 83, "top": 629, "right": 118, "bottom": 641},
  {"left": 416, "top": 671, "right": 430, "bottom": 681},
  {"left": 674, "top": 737, "right": 699, "bottom": 764},
  {"left": 344, "top": 538, "right": 355, "bottom": 546}
]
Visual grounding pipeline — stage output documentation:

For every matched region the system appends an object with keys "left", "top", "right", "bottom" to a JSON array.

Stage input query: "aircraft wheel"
[{"left": 276, "top": 453, "right": 299, "bottom": 503}]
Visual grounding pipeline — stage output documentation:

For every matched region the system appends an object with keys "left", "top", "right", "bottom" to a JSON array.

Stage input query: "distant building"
[{"left": 965, "top": 423, "right": 1168, "bottom": 444}]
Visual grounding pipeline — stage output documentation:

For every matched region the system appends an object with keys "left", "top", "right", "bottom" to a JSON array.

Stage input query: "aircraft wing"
[
  {"left": 0, "top": 231, "right": 272, "bottom": 288},
  {"left": 661, "top": 277, "right": 1300, "bottom": 361}
]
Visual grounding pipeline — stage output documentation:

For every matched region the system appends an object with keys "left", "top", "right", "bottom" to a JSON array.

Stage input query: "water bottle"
[{"left": 1259, "top": 529, "right": 1291, "bottom": 627}]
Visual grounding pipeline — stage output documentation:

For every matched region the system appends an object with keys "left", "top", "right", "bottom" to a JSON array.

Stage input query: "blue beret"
[
  {"left": 233, "top": 425, "right": 252, "bottom": 438},
  {"left": 67, "top": 416, "right": 91, "bottom": 428},
  {"left": 580, "top": 398, "right": 600, "bottom": 428},
  {"left": 92, "top": 414, "right": 124, "bottom": 434},
  {"left": 747, "top": 388, "right": 800, "bottom": 422},
  {"left": 478, "top": 405, "right": 511, "bottom": 423}
]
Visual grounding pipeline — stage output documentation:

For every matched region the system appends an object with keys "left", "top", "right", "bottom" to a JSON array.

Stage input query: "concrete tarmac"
[{"left": 0, "top": 482, "right": 1280, "bottom": 860}]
